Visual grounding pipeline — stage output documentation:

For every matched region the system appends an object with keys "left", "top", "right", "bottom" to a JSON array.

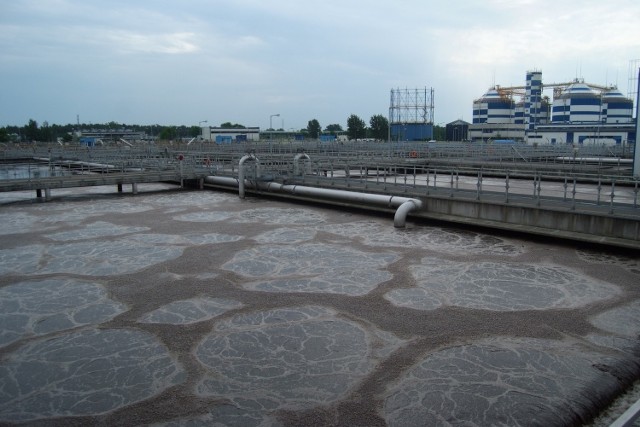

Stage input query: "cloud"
[
  {"left": 106, "top": 31, "right": 200, "bottom": 54},
  {"left": 1, "top": 0, "right": 639, "bottom": 127}
]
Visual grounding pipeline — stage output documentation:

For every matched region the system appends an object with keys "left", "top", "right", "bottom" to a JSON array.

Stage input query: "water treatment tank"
[
  {"left": 552, "top": 82, "right": 601, "bottom": 123},
  {"left": 601, "top": 89, "right": 633, "bottom": 123},
  {"left": 472, "top": 89, "right": 515, "bottom": 124}
]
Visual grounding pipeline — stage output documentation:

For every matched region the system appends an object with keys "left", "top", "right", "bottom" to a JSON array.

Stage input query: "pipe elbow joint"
[{"left": 394, "top": 199, "right": 422, "bottom": 228}]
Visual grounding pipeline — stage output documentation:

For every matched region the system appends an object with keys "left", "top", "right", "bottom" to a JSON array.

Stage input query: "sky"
[{"left": 1, "top": 0, "right": 639, "bottom": 130}]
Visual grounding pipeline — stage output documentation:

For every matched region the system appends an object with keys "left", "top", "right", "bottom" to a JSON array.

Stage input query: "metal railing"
[{"left": 1, "top": 143, "right": 638, "bottom": 217}]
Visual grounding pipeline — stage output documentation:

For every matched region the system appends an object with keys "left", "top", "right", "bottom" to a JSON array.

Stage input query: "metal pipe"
[
  {"left": 205, "top": 163, "right": 423, "bottom": 227},
  {"left": 393, "top": 199, "right": 422, "bottom": 228},
  {"left": 238, "top": 154, "right": 258, "bottom": 199},
  {"left": 258, "top": 181, "right": 422, "bottom": 227},
  {"left": 204, "top": 176, "right": 240, "bottom": 187},
  {"left": 209, "top": 176, "right": 424, "bottom": 228},
  {"left": 293, "top": 153, "right": 310, "bottom": 176}
]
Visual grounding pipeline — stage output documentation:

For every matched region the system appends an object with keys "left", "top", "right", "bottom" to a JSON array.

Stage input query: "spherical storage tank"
[
  {"left": 552, "top": 82, "right": 601, "bottom": 123},
  {"left": 601, "top": 89, "right": 633, "bottom": 123}
]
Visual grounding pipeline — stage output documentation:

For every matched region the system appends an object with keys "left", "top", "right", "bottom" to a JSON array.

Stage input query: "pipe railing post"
[
  {"left": 364, "top": 167, "right": 368, "bottom": 189},
  {"left": 425, "top": 169, "right": 430, "bottom": 195},
  {"left": 505, "top": 172, "right": 510, "bottom": 203},
  {"left": 609, "top": 180, "right": 616, "bottom": 214},
  {"left": 449, "top": 171, "right": 454, "bottom": 197},
  {"left": 413, "top": 165, "right": 416, "bottom": 188},
  {"left": 383, "top": 167, "right": 387, "bottom": 191}
]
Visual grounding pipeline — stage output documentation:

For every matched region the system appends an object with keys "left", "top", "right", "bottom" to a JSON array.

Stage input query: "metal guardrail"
[
  {"left": 0, "top": 144, "right": 638, "bottom": 218},
  {"left": 211, "top": 155, "right": 639, "bottom": 217},
  {"left": 0, "top": 140, "right": 633, "bottom": 166}
]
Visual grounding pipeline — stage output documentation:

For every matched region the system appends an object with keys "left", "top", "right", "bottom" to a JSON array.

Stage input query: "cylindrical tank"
[
  {"left": 601, "top": 89, "right": 633, "bottom": 123},
  {"left": 552, "top": 82, "right": 601, "bottom": 123},
  {"left": 472, "top": 89, "right": 515, "bottom": 124}
]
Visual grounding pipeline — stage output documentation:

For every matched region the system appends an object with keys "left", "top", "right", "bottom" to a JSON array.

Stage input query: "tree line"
[
  {"left": 0, "top": 114, "right": 392, "bottom": 143},
  {"left": 305, "top": 114, "right": 388, "bottom": 140},
  {"left": 0, "top": 120, "right": 203, "bottom": 143}
]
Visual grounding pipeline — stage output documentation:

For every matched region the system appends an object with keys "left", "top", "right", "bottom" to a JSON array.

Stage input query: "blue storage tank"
[{"left": 390, "top": 123, "right": 433, "bottom": 141}]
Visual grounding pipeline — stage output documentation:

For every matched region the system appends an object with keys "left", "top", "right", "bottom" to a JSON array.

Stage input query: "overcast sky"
[{"left": 1, "top": 0, "right": 639, "bottom": 130}]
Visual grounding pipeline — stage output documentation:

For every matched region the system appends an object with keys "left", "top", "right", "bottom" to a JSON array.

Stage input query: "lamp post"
[
  {"left": 270, "top": 114, "right": 280, "bottom": 141},
  {"left": 199, "top": 120, "right": 208, "bottom": 142}
]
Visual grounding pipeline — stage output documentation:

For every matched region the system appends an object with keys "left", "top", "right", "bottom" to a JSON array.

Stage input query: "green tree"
[
  {"left": 220, "top": 122, "right": 246, "bottom": 129},
  {"left": 307, "top": 119, "right": 321, "bottom": 139},
  {"left": 189, "top": 126, "right": 201, "bottom": 138},
  {"left": 40, "top": 121, "right": 52, "bottom": 142},
  {"left": 346, "top": 114, "right": 366, "bottom": 140},
  {"left": 324, "top": 124, "right": 343, "bottom": 135},
  {"left": 25, "top": 119, "right": 39, "bottom": 142},
  {"left": 159, "top": 126, "right": 176, "bottom": 140},
  {"left": 369, "top": 115, "right": 388, "bottom": 141},
  {"left": 433, "top": 124, "right": 445, "bottom": 141}
]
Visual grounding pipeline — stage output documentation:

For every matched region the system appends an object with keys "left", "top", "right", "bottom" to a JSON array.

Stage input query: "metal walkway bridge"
[{"left": 1, "top": 142, "right": 638, "bottom": 248}]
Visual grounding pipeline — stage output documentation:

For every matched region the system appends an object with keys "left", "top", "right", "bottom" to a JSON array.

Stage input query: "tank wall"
[
  {"left": 390, "top": 123, "right": 433, "bottom": 141},
  {"left": 552, "top": 96, "right": 601, "bottom": 122},
  {"left": 603, "top": 100, "right": 633, "bottom": 123}
]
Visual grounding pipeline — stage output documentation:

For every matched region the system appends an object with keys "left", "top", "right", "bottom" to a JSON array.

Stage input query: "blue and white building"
[
  {"left": 469, "top": 71, "right": 636, "bottom": 145},
  {"left": 202, "top": 126, "right": 261, "bottom": 143}
]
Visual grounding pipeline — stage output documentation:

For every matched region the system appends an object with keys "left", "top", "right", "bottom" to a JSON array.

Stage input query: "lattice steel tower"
[
  {"left": 389, "top": 87, "right": 435, "bottom": 124},
  {"left": 388, "top": 87, "right": 435, "bottom": 141},
  {"left": 629, "top": 59, "right": 640, "bottom": 118}
]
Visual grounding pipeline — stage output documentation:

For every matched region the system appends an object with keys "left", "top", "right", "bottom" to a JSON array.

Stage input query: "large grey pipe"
[
  {"left": 260, "top": 181, "right": 422, "bottom": 227},
  {"left": 392, "top": 198, "right": 422, "bottom": 227},
  {"left": 204, "top": 177, "right": 422, "bottom": 227}
]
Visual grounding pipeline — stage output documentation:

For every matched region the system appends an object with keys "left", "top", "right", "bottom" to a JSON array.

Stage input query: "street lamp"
[{"left": 270, "top": 114, "right": 280, "bottom": 141}]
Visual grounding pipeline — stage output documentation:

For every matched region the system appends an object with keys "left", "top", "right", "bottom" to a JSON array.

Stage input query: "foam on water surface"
[{"left": 384, "top": 258, "right": 621, "bottom": 311}]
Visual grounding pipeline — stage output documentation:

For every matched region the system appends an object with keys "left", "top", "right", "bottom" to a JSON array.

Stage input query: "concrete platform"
[{"left": 0, "top": 184, "right": 639, "bottom": 426}]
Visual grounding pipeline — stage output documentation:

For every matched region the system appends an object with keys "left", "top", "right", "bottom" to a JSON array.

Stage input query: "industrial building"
[
  {"left": 76, "top": 129, "right": 147, "bottom": 145},
  {"left": 468, "top": 71, "right": 636, "bottom": 145},
  {"left": 445, "top": 120, "right": 470, "bottom": 141},
  {"left": 201, "top": 126, "right": 260, "bottom": 143}
]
